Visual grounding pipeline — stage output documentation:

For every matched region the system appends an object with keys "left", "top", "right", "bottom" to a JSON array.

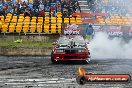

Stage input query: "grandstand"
[{"left": 0, "top": 0, "right": 82, "bottom": 34}]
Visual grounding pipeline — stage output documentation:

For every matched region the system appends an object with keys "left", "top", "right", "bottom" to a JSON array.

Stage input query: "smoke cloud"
[
  {"left": 88, "top": 32, "right": 132, "bottom": 59},
  {"left": 87, "top": 0, "right": 132, "bottom": 59}
]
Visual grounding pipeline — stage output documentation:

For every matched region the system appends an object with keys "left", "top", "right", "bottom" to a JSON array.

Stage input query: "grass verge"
[{"left": 0, "top": 41, "right": 53, "bottom": 48}]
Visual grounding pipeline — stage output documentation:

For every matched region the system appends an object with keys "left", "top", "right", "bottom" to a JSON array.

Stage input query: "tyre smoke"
[{"left": 88, "top": 32, "right": 132, "bottom": 59}]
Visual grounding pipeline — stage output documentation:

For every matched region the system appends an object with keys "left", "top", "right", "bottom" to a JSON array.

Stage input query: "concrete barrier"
[{"left": 0, "top": 35, "right": 59, "bottom": 42}]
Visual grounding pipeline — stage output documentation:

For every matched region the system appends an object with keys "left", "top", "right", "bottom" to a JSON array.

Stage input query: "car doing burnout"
[{"left": 51, "top": 35, "right": 90, "bottom": 63}]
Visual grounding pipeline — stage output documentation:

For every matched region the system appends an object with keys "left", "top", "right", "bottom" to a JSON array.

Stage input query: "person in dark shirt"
[
  {"left": 33, "top": 0, "right": 40, "bottom": 11},
  {"left": 85, "top": 24, "right": 94, "bottom": 40},
  {"left": 0, "top": 9, "right": 5, "bottom": 16},
  {"left": 24, "top": 9, "right": 31, "bottom": 17},
  {"left": 38, "top": 10, "right": 45, "bottom": 17},
  {"left": 45, "top": 6, "right": 50, "bottom": 12}
]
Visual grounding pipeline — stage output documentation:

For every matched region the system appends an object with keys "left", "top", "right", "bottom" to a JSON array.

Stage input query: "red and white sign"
[{"left": 64, "top": 24, "right": 80, "bottom": 35}]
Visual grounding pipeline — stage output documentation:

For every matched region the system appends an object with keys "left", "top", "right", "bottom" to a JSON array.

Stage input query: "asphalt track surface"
[{"left": 0, "top": 56, "right": 132, "bottom": 88}]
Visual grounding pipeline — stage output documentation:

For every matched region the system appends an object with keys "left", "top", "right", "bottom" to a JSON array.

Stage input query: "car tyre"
[
  {"left": 85, "top": 60, "right": 89, "bottom": 64},
  {"left": 51, "top": 51, "right": 57, "bottom": 64}
]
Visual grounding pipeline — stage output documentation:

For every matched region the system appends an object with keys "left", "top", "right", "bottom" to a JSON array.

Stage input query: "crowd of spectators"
[
  {"left": 61, "top": 0, "right": 80, "bottom": 17},
  {"left": 87, "top": 0, "right": 132, "bottom": 16},
  {"left": 0, "top": 0, "right": 80, "bottom": 17}
]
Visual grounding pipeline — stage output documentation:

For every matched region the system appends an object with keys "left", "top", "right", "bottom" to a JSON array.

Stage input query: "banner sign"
[
  {"left": 92, "top": 25, "right": 102, "bottom": 31},
  {"left": 72, "top": 12, "right": 108, "bottom": 17},
  {"left": 107, "top": 30, "right": 123, "bottom": 37},
  {"left": 64, "top": 24, "right": 80, "bottom": 35},
  {"left": 77, "top": 67, "right": 131, "bottom": 85}
]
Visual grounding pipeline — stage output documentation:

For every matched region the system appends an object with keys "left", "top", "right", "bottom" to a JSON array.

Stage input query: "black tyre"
[
  {"left": 84, "top": 60, "right": 89, "bottom": 64},
  {"left": 88, "top": 51, "right": 90, "bottom": 55},
  {"left": 51, "top": 51, "right": 57, "bottom": 64},
  {"left": 88, "top": 50, "right": 91, "bottom": 63}
]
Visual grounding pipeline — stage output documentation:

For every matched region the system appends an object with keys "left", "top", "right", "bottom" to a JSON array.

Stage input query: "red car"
[{"left": 51, "top": 35, "right": 91, "bottom": 63}]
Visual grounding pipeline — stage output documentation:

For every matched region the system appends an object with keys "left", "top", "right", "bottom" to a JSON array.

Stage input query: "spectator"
[
  {"left": 24, "top": 9, "right": 30, "bottom": 17},
  {"left": 45, "top": 6, "right": 50, "bottom": 12},
  {"left": 56, "top": 0, "right": 60, "bottom": 5},
  {"left": 46, "top": 0, "right": 50, "bottom": 6},
  {"left": 28, "top": 0, "right": 33, "bottom": 10},
  {"left": 13, "top": 9, "right": 18, "bottom": 16},
  {"left": 63, "top": 10, "right": 68, "bottom": 17},
  {"left": 61, "top": 1, "right": 65, "bottom": 8},
  {"left": 33, "top": 0, "right": 40, "bottom": 11},
  {"left": 0, "top": 2, "right": 3, "bottom": 10},
  {"left": 50, "top": 0, "right": 54, "bottom": 3},
  {"left": 85, "top": 24, "right": 94, "bottom": 40},
  {"left": 38, "top": 10, "right": 45, "bottom": 17},
  {"left": 7, "top": 6, "right": 13, "bottom": 13},
  {"left": 0, "top": 9, "right": 5, "bottom": 16},
  {"left": 32, "top": 9, "right": 38, "bottom": 16},
  {"left": 39, "top": 2, "right": 44, "bottom": 11},
  {"left": 56, "top": 5, "right": 61, "bottom": 12},
  {"left": 0, "top": 0, "right": 80, "bottom": 18},
  {"left": 51, "top": 3, "right": 56, "bottom": 11},
  {"left": 52, "top": 10, "right": 56, "bottom": 17}
]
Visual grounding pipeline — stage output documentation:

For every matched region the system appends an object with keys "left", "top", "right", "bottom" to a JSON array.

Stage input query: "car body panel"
[
  {"left": 54, "top": 53, "right": 88, "bottom": 60},
  {"left": 51, "top": 35, "right": 90, "bottom": 61}
]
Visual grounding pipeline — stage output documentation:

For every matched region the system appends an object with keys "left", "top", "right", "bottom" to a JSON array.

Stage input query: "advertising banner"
[{"left": 64, "top": 24, "right": 80, "bottom": 35}]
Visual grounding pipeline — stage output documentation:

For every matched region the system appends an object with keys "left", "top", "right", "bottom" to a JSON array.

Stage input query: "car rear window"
[
  {"left": 73, "top": 36, "right": 85, "bottom": 44},
  {"left": 58, "top": 36, "right": 85, "bottom": 44},
  {"left": 58, "top": 36, "right": 69, "bottom": 44}
]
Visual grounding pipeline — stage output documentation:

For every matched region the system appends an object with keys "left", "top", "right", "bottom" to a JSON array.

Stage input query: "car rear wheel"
[
  {"left": 87, "top": 51, "right": 91, "bottom": 63},
  {"left": 51, "top": 52, "right": 57, "bottom": 64},
  {"left": 88, "top": 51, "right": 90, "bottom": 55},
  {"left": 85, "top": 60, "right": 89, "bottom": 64}
]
